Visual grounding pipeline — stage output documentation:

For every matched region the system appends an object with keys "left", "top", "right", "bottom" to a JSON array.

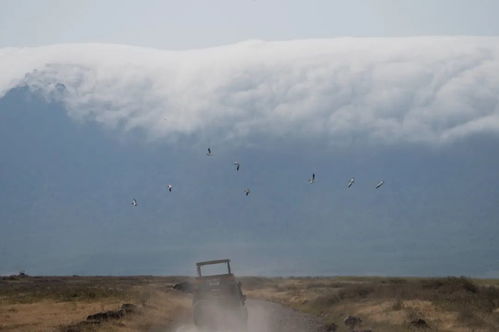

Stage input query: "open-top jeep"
[{"left": 192, "top": 259, "right": 248, "bottom": 331}]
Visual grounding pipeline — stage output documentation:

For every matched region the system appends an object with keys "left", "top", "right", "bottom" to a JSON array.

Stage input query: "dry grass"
[
  {"left": 241, "top": 276, "right": 499, "bottom": 332},
  {"left": 0, "top": 275, "right": 191, "bottom": 331},
  {"left": 2, "top": 275, "right": 498, "bottom": 331}
]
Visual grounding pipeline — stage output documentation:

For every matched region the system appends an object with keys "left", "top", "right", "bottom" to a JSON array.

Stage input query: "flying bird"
[
  {"left": 347, "top": 177, "right": 355, "bottom": 188},
  {"left": 168, "top": 184, "right": 173, "bottom": 192},
  {"left": 234, "top": 161, "right": 240, "bottom": 171},
  {"left": 308, "top": 173, "right": 316, "bottom": 184},
  {"left": 206, "top": 147, "right": 213, "bottom": 156},
  {"left": 375, "top": 180, "right": 384, "bottom": 189},
  {"left": 244, "top": 188, "right": 251, "bottom": 196},
  {"left": 131, "top": 198, "right": 137, "bottom": 207}
]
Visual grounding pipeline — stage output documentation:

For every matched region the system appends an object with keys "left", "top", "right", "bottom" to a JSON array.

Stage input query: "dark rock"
[
  {"left": 121, "top": 303, "right": 138, "bottom": 314},
  {"left": 84, "top": 303, "right": 138, "bottom": 322},
  {"left": 173, "top": 281, "right": 194, "bottom": 293},
  {"left": 344, "top": 315, "right": 362, "bottom": 328},
  {"left": 62, "top": 305, "right": 139, "bottom": 332},
  {"left": 87, "top": 309, "right": 125, "bottom": 321},
  {"left": 323, "top": 322, "right": 338, "bottom": 331},
  {"left": 410, "top": 318, "right": 429, "bottom": 328}
]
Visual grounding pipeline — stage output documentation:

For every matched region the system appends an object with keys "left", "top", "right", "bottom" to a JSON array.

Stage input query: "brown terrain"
[
  {"left": 1, "top": 274, "right": 499, "bottom": 331},
  {"left": 0, "top": 275, "right": 191, "bottom": 331}
]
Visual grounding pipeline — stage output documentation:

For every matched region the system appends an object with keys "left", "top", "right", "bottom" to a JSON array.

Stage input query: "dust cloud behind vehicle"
[{"left": 192, "top": 259, "right": 248, "bottom": 331}]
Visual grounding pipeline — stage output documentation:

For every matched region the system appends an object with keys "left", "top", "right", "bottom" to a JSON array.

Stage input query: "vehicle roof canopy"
[
  {"left": 196, "top": 259, "right": 231, "bottom": 277},
  {"left": 196, "top": 259, "right": 230, "bottom": 266}
]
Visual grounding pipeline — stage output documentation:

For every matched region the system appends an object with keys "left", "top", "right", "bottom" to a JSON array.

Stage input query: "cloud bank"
[{"left": 1, "top": 37, "right": 499, "bottom": 145}]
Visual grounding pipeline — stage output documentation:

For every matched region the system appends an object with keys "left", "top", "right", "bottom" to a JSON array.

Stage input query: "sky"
[
  {"left": 2, "top": 0, "right": 499, "bottom": 48},
  {"left": 0, "top": 1, "right": 499, "bottom": 277}
]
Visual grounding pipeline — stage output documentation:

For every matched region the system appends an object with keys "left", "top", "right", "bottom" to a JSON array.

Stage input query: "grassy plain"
[
  {"left": 242, "top": 276, "right": 499, "bottom": 331},
  {"left": 0, "top": 275, "right": 191, "bottom": 331},
  {"left": 1, "top": 274, "right": 498, "bottom": 331}
]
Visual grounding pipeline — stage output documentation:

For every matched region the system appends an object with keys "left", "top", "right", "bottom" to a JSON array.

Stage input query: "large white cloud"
[{"left": 1, "top": 37, "right": 499, "bottom": 145}]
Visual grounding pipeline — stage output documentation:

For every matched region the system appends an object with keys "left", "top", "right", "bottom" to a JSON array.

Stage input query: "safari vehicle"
[{"left": 192, "top": 259, "right": 248, "bottom": 331}]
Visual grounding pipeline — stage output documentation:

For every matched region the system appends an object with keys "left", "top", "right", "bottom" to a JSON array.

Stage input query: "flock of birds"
[{"left": 130, "top": 147, "right": 384, "bottom": 207}]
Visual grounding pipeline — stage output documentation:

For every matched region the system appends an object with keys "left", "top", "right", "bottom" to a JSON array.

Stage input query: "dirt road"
[
  {"left": 172, "top": 299, "right": 326, "bottom": 332},
  {"left": 246, "top": 299, "right": 325, "bottom": 332}
]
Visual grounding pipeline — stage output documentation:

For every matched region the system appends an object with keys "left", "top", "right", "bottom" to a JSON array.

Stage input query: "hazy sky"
[
  {"left": 1, "top": 1, "right": 499, "bottom": 277},
  {"left": 1, "top": 0, "right": 499, "bottom": 49}
]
